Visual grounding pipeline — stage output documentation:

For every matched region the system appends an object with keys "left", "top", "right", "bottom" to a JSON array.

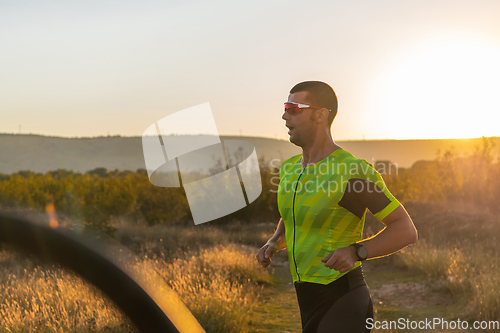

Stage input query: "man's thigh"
[{"left": 315, "top": 285, "right": 373, "bottom": 333}]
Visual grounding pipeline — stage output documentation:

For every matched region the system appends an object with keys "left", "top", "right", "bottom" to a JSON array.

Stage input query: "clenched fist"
[
  {"left": 321, "top": 246, "right": 357, "bottom": 273},
  {"left": 256, "top": 242, "right": 278, "bottom": 268}
]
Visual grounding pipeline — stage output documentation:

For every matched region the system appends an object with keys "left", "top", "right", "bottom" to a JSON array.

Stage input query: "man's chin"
[{"left": 289, "top": 134, "right": 302, "bottom": 147}]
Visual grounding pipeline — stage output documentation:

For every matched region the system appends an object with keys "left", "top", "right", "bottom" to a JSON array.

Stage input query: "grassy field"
[
  {"left": 0, "top": 219, "right": 277, "bottom": 333},
  {"left": 1, "top": 202, "right": 500, "bottom": 332}
]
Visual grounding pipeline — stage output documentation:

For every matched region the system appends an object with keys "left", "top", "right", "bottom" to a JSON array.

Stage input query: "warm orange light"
[{"left": 45, "top": 202, "right": 59, "bottom": 229}]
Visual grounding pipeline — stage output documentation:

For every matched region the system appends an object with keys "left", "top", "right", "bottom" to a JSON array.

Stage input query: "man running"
[{"left": 256, "top": 81, "right": 418, "bottom": 333}]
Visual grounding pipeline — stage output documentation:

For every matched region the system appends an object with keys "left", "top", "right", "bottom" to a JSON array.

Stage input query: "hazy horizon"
[
  {"left": 2, "top": 131, "right": 499, "bottom": 142},
  {"left": 13, "top": 125, "right": 500, "bottom": 142},
  {"left": 2, "top": 0, "right": 500, "bottom": 141}
]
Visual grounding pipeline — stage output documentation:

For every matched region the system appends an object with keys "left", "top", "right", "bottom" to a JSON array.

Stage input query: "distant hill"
[{"left": 0, "top": 133, "right": 498, "bottom": 174}]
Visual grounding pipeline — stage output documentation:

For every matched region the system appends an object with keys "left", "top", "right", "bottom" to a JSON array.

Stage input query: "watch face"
[{"left": 358, "top": 246, "right": 368, "bottom": 260}]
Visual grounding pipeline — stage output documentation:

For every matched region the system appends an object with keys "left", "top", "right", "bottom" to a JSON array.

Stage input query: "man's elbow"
[
  {"left": 406, "top": 221, "right": 418, "bottom": 245},
  {"left": 409, "top": 228, "right": 418, "bottom": 244}
]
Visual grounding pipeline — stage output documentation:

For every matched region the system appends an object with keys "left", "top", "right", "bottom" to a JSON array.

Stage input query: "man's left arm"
[
  {"left": 359, "top": 204, "right": 417, "bottom": 259},
  {"left": 322, "top": 161, "right": 418, "bottom": 273},
  {"left": 322, "top": 205, "right": 417, "bottom": 272}
]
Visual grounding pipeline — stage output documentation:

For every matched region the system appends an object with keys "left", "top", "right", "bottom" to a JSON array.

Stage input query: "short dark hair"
[{"left": 289, "top": 81, "right": 338, "bottom": 127}]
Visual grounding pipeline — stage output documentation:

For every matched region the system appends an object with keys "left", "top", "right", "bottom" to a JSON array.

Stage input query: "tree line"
[{"left": 1, "top": 137, "right": 498, "bottom": 234}]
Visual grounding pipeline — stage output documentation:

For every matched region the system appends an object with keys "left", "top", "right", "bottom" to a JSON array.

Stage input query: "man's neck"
[{"left": 301, "top": 135, "right": 340, "bottom": 167}]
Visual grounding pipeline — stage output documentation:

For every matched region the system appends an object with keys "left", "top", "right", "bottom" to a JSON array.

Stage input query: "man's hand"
[
  {"left": 256, "top": 242, "right": 278, "bottom": 268},
  {"left": 321, "top": 246, "right": 357, "bottom": 273}
]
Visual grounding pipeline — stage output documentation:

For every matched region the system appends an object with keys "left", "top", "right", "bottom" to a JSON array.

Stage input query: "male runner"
[{"left": 256, "top": 81, "right": 418, "bottom": 333}]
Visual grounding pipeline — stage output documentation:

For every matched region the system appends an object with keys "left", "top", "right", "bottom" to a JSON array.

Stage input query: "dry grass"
[
  {"left": 0, "top": 249, "right": 134, "bottom": 332},
  {"left": 3, "top": 203, "right": 500, "bottom": 331},
  {"left": 146, "top": 244, "right": 273, "bottom": 332},
  {"left": 0, "top": 223, "right": 273, "bottom": 333},
  {"left": 391, "top": 204, "right": 500, "bottom": 324}
]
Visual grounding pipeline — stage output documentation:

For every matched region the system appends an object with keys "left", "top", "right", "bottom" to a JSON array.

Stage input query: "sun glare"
[{"left": 371, "top": 35, "right": 500, "bottom": 140}]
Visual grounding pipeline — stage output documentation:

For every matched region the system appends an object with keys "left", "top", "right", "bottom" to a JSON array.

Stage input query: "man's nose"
[{"left": 282, "top": 111, "right": 289, "bottom": 120}]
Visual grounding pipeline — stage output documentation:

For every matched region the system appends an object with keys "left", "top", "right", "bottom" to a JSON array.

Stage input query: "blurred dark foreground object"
[{"left": 0, "top": 212, "right": 205, "bottom": 333}]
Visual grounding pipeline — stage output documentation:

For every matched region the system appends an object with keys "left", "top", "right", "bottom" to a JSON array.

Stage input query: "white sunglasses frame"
[{"left": 284, "top": 102, "right": 331, "bottom": 112}]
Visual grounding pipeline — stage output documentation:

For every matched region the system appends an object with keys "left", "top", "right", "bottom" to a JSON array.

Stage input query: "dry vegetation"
[
  {"left": 392, "top": 204, "right": 500, "bottom": 324},
  {"left": 1, "top": 138, "right": 500, "bottom": 332},
  {"left": 0, "top": 249, "right": 135, "bottom": 332},
  {"left": 0, "top": 223, "right": 275, "bottom": 332}
]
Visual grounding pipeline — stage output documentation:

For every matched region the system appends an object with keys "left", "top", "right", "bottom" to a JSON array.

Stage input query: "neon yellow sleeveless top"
[{"left": 277, "top": 148, "right": 401, "bottom": 284}]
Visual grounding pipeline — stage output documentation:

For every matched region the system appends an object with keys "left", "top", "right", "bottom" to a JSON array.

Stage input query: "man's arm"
[
  {"left": 359, "top": 205, "right": 417, "bottom": 259},
  {"left": 256, "top": 218, "right": 287, "bottom": 268},
  {"left": 322, "top": 205, "right": 417, "bottom": 273},
  {"left": 267, "top": 217, "right": 287, "bottom": 251}
]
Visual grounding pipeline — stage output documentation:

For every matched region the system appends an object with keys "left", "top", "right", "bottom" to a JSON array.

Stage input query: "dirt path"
[{"left": 362, "top": 260, "right": 454, "bottom": 309}]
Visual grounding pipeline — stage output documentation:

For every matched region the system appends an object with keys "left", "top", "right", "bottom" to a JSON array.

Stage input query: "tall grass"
[
  {"left": 0, "top": 234, "right": 273, "bottom": 333},
  {"left": 0, "top": 249, "right": 134, "bottom": 332},
  {"left": 146, "top": 244, "right": 273, "bottom": 332},
  {"left": 391, "top": 204, "right": 500, "bottom": 324}
]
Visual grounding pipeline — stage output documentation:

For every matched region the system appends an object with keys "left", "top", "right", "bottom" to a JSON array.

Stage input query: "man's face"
[{"left": 283, "top": 91, "right": 317, "bottom": 147}]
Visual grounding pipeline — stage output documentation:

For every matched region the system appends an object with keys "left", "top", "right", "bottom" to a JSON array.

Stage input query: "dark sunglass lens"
[{"left": 285, "top": 106, "right": 300, "bottom": 114}]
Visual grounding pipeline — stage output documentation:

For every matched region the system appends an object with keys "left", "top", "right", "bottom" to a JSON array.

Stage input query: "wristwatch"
[{"left": 350, "top": 243, "right": 368, "bottom": 261}]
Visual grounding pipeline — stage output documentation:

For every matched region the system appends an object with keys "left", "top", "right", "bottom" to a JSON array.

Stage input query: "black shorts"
[{"left": 294, "top": 266, "right": 373, "bottom": 333}]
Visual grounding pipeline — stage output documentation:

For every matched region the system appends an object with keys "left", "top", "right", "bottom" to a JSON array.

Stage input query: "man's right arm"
[{"left": 256, "top": 218, "right": 286, "bottom": 268}]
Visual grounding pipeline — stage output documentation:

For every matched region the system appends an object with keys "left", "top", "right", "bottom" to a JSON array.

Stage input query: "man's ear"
[{"left": 316, "top": 108, "right": 329, "bottom": 123}]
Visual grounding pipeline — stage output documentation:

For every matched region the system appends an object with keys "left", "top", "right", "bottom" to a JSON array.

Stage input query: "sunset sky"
[{"left": 1, "top": 0, "right": 500, "bottom": 141}]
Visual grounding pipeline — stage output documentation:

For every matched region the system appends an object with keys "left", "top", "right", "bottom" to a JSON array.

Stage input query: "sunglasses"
[{"left": 284, "top": 102, "right": 331, "bottom": 115}]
